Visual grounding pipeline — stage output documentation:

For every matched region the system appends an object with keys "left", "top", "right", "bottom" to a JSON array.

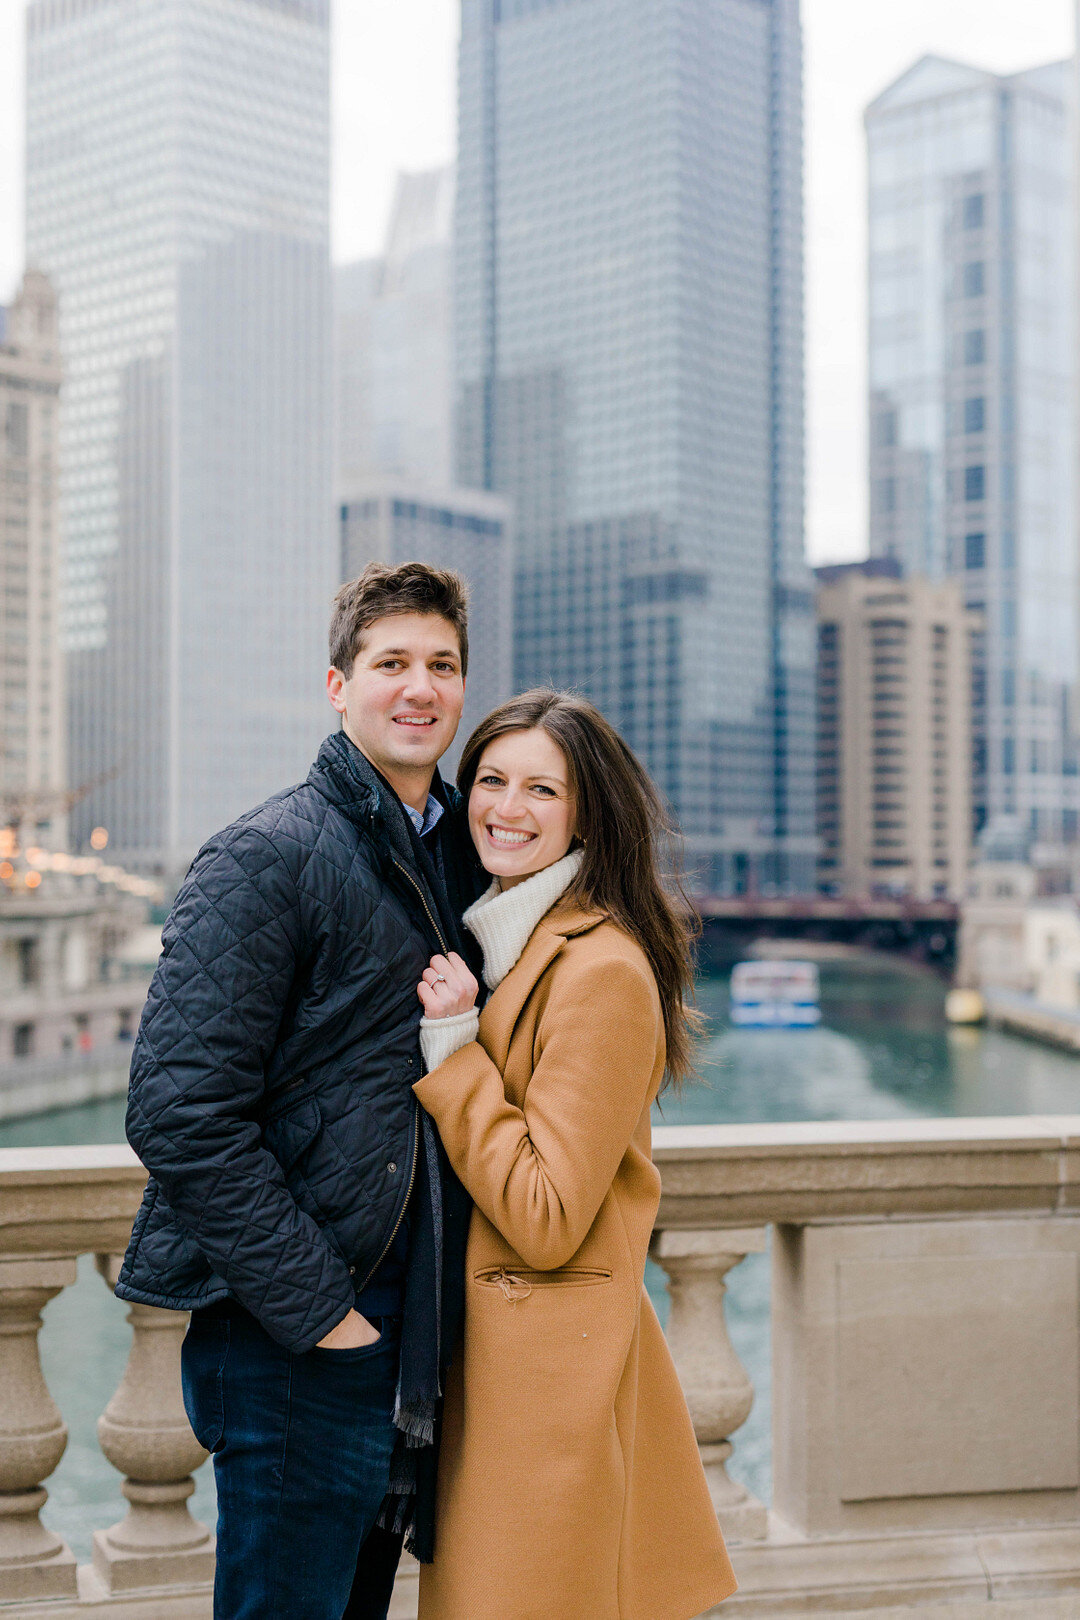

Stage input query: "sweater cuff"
[{"left": 420, "top": 1009, "right": 480, "bottom": 1072}]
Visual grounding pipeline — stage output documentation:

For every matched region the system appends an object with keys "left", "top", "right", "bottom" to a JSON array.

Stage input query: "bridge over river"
[{"left": 695, "top": 895, "right": 959, "bottom": 970}]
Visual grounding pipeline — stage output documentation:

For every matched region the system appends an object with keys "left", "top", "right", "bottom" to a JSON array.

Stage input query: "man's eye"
[
  {"left": 378, "top": 660, "right": 402, "bottom": 670},
  {"left": 433, "top": 662, "right": 458, "bottom": 674}
]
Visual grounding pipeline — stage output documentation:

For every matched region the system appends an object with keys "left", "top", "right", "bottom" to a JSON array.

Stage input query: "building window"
[
  {"left": 962, "top": 262, "right": 986, "bottom": 298},
  {"left": 964, "top": 397, "right": 985, "bottom": 433},
  {"left": 4, "top": 402, "right": 28, "bottom": 458},
  {"left": 17, "top": 938, "right": 39, "bottom": 987},
  {"left": 962, "top": 193, "right": 985, "bottom": 229},
  {"left": 963, "top": 329, "right": 986, "bottom": 365},
  {"left": 1003, "top": 737, "right": 1014, "bottom": 774},
  {"left": 876, "top": 476, "right": 897, "bottom": 514},
  {"left": 964, "top": 532, "right": 985, "bottom": 569},
  {"left": 1002, "top": 599, "right": 1016, "bottom": 637},
  {"left": 13, "top": 1023, "right": 34, "bottom": 1058},
  {"left": 1002, "top": 668, "right": 1014, "bottom": 704},
  {"left": 873, "top": 410, "right": 898, "bottom": 449},
  {"left": 964, "top": 466, "right": 985, "bottom": 502}
]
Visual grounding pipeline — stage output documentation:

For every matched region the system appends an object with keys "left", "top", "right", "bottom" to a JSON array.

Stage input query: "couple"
[{"left": 116, "top": 562, "right": 736, "bottom": 1620}]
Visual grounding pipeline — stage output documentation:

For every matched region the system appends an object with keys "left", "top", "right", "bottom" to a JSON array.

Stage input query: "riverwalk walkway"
[{"left": 0, "top": 1046, "right": 132, "bottom": 1124}]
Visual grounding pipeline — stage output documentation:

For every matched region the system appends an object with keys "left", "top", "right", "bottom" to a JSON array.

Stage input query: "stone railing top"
[
  {"left": 4, "top": 1117, "right": 1080, "bottom": 1254},
  {"left": 652, "top": 1115, "right": 1080, "bottom": 1226},
  {"left": 0, "top": 1144, "right": 142, "bottom": 1178},
  {"left": 652, "top": 1115, "right": 1080, "bottom": 1154},
  {"left": 0, "top": 1143, "right": 144, "bottom": 1257}
]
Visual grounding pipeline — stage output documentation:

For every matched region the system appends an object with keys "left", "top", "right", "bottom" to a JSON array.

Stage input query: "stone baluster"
[
  {"left": 650, "top": 1226, "right": 769, "bottom": 1541},
  {"left": 0, "top": 1256, "right": 78, "bottom": 1602},
  {"left": 90, "top": 1255, "right": 214, "bottom": 1596}
]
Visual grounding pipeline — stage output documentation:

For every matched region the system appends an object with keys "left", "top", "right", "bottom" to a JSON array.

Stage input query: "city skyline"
[
  {"left": 0, "top": 2, "right": 1073, "bottom": 567},
  {"left": 866, "top": 53, "right": 1077, "bottom": 851},
  {"left": 455, "top": 0, "right": 815, "bottom": 895},
  {"left": 26, "top": 0, "right": 335, "bottom": 869}
]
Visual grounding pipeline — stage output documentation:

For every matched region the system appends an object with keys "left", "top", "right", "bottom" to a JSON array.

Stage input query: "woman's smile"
[
  {"left": 485, "top": 823, "right": 538, "bottom": 847},
  {"left": 468, "top": 728, "right": 576, "bottom": 886}
]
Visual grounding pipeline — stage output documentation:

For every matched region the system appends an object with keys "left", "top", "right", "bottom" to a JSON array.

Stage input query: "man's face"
[{"left": 327, "top": 612, "right": 465, "bottom": 790}]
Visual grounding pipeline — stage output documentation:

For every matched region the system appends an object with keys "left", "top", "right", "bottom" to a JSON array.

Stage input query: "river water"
[{"left": 4, "top": 955, "right": 1079, "bottom": 1557}]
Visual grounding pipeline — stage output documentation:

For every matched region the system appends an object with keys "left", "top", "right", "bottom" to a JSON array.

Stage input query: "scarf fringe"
[{"left": 394, "top": 1392, "right": 436, "bottom": 1448}]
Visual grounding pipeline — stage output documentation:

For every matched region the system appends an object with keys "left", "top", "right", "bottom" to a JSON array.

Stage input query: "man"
[{"left": 116, "top": 562, "right": 483, "bottom": 1620}]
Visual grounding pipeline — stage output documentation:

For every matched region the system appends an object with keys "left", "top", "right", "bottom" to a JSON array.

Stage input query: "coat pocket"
[
  {"left": 474, "top": 1265, "right": 613, "bottom": 1302},
  {"left": 263, "top": 1097, "right": 322, "bottom": 1174}
]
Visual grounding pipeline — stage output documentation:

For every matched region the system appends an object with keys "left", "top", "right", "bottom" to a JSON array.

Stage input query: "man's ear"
[{"left": 327, "top": 666, "right": 347, "bottom": 715}]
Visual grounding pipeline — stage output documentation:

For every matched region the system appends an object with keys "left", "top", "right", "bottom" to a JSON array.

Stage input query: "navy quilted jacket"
[{"left": 116, "top": 730, "right": 478, "bottom": 1353}]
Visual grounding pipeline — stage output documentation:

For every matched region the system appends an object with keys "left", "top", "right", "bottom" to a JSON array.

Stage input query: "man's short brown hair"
[{"left": 329, "top": 561, "right": 470, "bottom": 677}]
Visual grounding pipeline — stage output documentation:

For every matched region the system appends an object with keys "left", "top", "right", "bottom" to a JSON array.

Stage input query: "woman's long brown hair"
[{"left": 457, "top": 688, "right": 702, "bottom": 1089}]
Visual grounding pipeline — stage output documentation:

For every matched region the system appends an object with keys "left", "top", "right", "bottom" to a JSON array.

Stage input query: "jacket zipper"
[
  {"left": 391, "top": 857, "right": 450, "bottom": 955},
  {"left": 354, "top": 856, "right": 443, "bottom": 1293},
  {"left": 354, "top": 1100, "right": 420, "bottom": 1292}
]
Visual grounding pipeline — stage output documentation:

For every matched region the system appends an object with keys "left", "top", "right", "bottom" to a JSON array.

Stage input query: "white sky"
[{"left": 0, "top": 0, "right": 1073, "bottom": 563}]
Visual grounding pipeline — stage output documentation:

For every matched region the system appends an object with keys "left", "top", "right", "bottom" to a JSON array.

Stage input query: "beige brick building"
[
  {"left": 0, "top": 270, "right": 64, "bottom": 843},
  {"left": 816, "top": 561, "right": 979, "bottom": 900}
]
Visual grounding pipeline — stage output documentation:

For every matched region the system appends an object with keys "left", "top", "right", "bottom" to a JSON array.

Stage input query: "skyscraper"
[
  {"left": 866, "top": 56, "right": 1077, "bottom": 849},
  {"left": 25, "top": 0, "right": 334, "bottom": 871},
  {"left": 455, "top": 0, "right": 814, "bottom": 894},
  {"left": 336, "top": 168, "right": 455, "bottom": 494},
  {"left": 0, "top": 271, "right": 64, "bottom": 843},
  {"left": 815, "top": 561, "right": 978, "bottom": 901}
]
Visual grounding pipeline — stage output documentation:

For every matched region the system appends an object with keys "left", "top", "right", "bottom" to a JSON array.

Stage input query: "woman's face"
[{"left": 468, "top": 727, "right": 576, "bottom": 888}]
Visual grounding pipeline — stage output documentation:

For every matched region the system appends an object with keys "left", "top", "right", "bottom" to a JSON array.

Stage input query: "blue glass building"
[
  {"left": 866, "top": 57, "right": 1077, "bottom": 850},
  {"left": 25, "top": 0, "right": 334, "bottom": 870},
  {"left": 454, "top": 0, "right": 815, "bottom": 894}
]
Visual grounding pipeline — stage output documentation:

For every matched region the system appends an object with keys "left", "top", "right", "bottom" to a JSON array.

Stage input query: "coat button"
[
  {"left": 387, "top": 1162, "right": 397, "bottom": 1174},
  {"left": 406, "top": 1058, "right": 414, "bottom": 1067},
  {"left": 348, "top": 1266, "right": 356, "bottom": 1276}
]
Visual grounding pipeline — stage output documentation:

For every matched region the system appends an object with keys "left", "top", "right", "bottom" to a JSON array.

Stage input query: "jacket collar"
[
  {"left": 307, "top": 729, "right": 459, "bottom": 866},
  {"left": 477, "top": 891, "right": 606, "bottom": 1069}
]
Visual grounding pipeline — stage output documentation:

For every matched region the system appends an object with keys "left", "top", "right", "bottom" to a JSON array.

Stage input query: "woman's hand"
[{"left": 418, "top": 952, "right": 479, "bottom": 1019}]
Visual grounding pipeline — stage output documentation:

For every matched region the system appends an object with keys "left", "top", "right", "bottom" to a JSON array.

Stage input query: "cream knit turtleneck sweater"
[{"left": 419, "top": 848, "right": 585, "bottom": 1071}]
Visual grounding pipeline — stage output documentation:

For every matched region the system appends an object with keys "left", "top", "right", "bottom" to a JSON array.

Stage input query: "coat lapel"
[{"left": 476, "top": 899, "right": 606, "bottom": 1070}]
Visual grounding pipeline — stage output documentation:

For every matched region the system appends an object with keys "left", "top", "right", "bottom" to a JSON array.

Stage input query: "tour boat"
[{"left": 729, "top": 959, "right": 821, "bottom": 1028}]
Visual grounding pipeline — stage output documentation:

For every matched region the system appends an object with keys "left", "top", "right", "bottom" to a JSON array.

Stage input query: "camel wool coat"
[{"left": 412, "top": 897, "right": 737, "bottom": 1620}]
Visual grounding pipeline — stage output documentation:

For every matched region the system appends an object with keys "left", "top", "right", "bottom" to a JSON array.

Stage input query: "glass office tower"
[
  {"left": 455, "top": 0, "right": 815, "bottom": 893},
  {"left": 866, "top": 56, "right": 1077, "bottom": 848},
  {"left": 336, "top": 168, "right": 455, "bottom": 495},
  {"left": 25, "top": 0, "right": 333, "bottom": 870}
]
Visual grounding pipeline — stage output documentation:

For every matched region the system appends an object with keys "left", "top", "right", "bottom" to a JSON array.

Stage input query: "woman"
[{"left": 411, "top": 689, "right": 736, "bottom": 1620}]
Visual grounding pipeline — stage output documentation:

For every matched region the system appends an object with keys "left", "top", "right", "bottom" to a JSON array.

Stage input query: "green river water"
[{"left": 3, "top": 955, "right": 1078, "bottom": 1558}]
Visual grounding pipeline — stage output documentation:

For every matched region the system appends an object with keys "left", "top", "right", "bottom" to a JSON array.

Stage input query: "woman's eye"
[
  {"left": 532, "top": 785, "right": 556, "bottom": 797},
  {"left": 477, "top": 775, "right": 504, "bottom": 787}
]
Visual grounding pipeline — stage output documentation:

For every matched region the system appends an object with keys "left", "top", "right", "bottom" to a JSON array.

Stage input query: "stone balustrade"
[{"left": 5, "top": 1121, "right": 1080, "bottom": 1616}]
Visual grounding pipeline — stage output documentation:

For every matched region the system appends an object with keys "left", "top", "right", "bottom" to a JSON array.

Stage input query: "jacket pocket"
[
  {"left": 263, "top": 1098, "right": 322, "bottom": 1175},
  {"left": 474, "top": 1265, "right": 613, "bottom": 1302}
]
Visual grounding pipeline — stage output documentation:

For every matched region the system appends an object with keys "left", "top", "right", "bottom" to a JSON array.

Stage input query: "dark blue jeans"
[{"left": 181, "top": 1300, "right": 404, "bottom": 1620}]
